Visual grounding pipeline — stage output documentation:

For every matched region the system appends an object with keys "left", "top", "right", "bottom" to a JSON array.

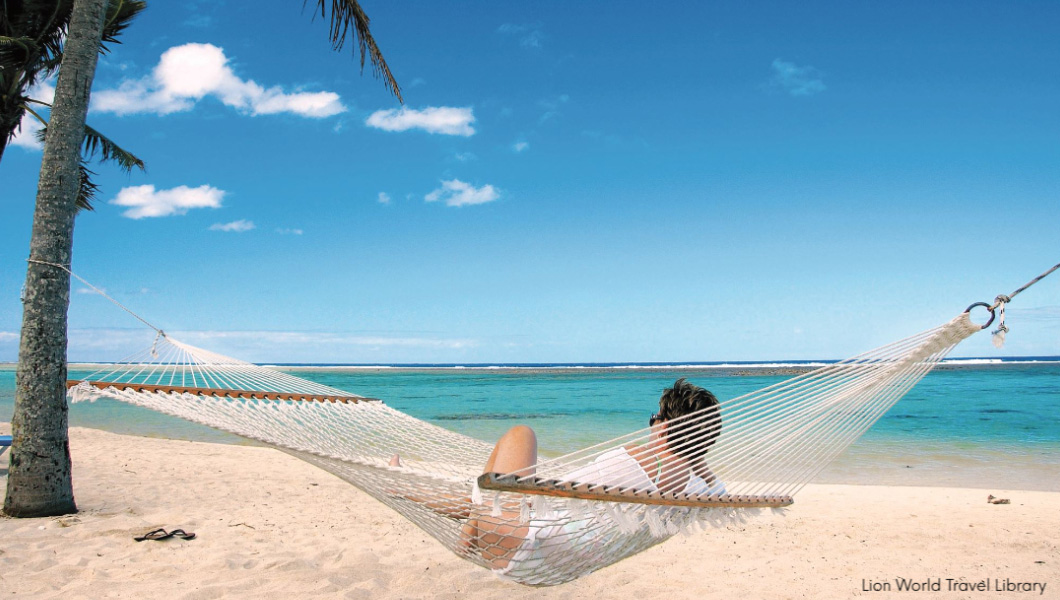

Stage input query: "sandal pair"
[{"left": 134, "top": 528, "right": 196, "bottom": 542}]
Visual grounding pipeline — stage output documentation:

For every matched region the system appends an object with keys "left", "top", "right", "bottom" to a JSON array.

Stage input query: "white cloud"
[
  {"left": 454, "top": 152, "right": 477, "bottom": 162},
  {"left": 92, "top": 43, "right": 346, "bottom": 117},
  {"left": 276, "top": 227, "right": 303, "bottom": 235},
  {"left": 76, "top": 286, "right": 106, "bottom": 295},
  {"left": 377, "top": 192, "right": 391, "bottom": 204},
  {"left": 0, "top": 331, "right": 19, "bottom": 342},
  {"left": 365, "top": 106, "right": 475, "bottom": 136},
  {"left": 9, "top": 80, "right": 57, "bottom": 150},
  {"left": 512, "top": 141, "right": 529, "bottom": 153},
  {"left": 33, "top": 80, "right": 56, "bottom": 103},
  {"left": 770, "top": 59, "right": 826, "bottom": 96},
  {"left": 10, "top": 113, "right": 45, "bottom": 150},
  {"left": 110, "top": 184, "right": 225, "bottom": 219},
  {"left": 425, "top": 179, "right": 499, "bottom": 207},
  {"left": 210, "top": 219, "right": 255, "bottom": 232}
]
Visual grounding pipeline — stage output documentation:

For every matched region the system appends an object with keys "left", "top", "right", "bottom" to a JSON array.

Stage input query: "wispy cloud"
[
  {"left": 425, "top": 179, "right": 499, "bottom": 207},
  {"left": 184, "top": 14, "right": 213, "bottom": 28},
  {"left": 498, "top": 23, "right": 544, "bottom": 48},
  {"left": 454, "top": 152, "right": 477, "bottom": 162},
  {"left": 377, "top": 192, "right": 391, "bottom": 205},
  {"left": 210, "top": 219, "right": 255, "bottom": 232},
  {"left": 3, "top": 328, "right": 481, "bottom": 363},
  {"left": 1010, "top": 306, "right": 1060, "bottom": 320},
  {"left": 538, "top": 94, "right": 569, "bottom": 124},
  {"left": 92, "top": 43, "right": 346, "bottom": 117},
  {"left": 110, "top": 184, "right": 225, "bottom": 219},
  {"left": 276, "top": 227, "right": 303, "bottom": 235},
  {"left": 512, "top": 141, "right": 529, "bottom": 153},
  {"left": 76, "top": 286, "right": 106, "bottom": 295},
  {"left": 184, "top": 330, "right": 476, "bottom": 349},
  {"left": 769, "top": 59, "right": 826, "bottom": 96},
  {"left": 365, "top": 106, "right": 475, "bottom": 136}
]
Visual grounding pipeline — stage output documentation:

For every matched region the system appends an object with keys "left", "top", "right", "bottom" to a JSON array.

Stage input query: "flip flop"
[
  {"left": 168, "top": 529, "right": 196, "bottom": 540},
  {"left": 134, "top": 528, "right": 197, "bottom": 542}
]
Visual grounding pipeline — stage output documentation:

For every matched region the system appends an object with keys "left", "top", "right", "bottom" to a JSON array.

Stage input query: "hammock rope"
[
  {"left": 64, "top": 313, "right": 978, "bottom": 585},
  {"left": 43, "top": 261, "right": 1057, "bottom": 585}
]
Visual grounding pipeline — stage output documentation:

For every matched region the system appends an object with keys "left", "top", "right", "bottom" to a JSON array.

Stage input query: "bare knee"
[
  {"left": 489, "top": 425, "right": 538, "bottom": 476},
  {"left": 500, "top": 425, "right": 537, "bottom": 446}
]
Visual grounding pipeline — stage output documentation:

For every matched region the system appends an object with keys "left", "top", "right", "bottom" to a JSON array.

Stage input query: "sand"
[{"left": 1, "top": 425, "right": 1057, "bottom": 599}]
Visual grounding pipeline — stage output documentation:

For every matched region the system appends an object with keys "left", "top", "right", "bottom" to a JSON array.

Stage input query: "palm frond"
[
  {"left": 33, "top": 1, "right": 71, "bottom": 68},
  {"left": 77, "top": 162, "right": 100, "bottom": 212},
  {"left": 82, "top": 123, "right": 146, "bottom": 173},
  {"left": 101, "top": 0, "right": 147, "bottom": 51},
  {"left": 22, "top": 102, "right": 49, "bottom": 125},
  {"left": 309, "top": 0, "right": 402, "bottom": 102},
  {"left": 0, "top": 0, "right": 72, "bottom": 88},
  {"left": 0, "top": 36, "right": 38, "bottom": 54}
]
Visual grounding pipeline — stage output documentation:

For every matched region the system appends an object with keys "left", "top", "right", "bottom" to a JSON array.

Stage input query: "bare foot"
[{"left": 389, "top": 453, "right": 402, "bottom": 467}]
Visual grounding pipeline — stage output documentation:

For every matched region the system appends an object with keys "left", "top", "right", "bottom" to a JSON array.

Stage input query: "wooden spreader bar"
[
  {"left": 478, "top": 472, "right": 794, "bottom": 509},
  {"left": 67, "top": 380, "right": 378, "bottom": 404}
]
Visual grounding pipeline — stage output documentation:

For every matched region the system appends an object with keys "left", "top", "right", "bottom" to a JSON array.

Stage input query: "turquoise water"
[{"left": 2, "top": 361, "right": 1058, "bottom": 490}]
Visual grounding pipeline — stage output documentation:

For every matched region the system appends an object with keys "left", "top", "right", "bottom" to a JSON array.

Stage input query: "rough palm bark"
[{"left": 4, "top": 0, "right": 109, "bottom": 518}]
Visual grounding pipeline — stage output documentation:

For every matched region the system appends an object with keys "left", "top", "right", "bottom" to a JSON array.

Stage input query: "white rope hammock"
[
  {"left": 67, "top": 312, "right": 982, "bottom": 585},
  {"left": 49, "top": 253, "right": 1060, "bottom": 586}
]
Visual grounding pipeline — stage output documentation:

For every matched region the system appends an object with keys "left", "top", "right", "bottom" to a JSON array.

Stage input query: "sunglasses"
[{"left": 649, "top": 413, "right": 662, "bottom": 426}]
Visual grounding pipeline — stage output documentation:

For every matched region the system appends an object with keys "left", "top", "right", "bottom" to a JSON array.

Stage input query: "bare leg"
[{"left": 463, "top": 425, "right": 538, "bottom": 568}]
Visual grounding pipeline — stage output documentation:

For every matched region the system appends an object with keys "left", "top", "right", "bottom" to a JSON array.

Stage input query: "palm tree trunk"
[{"left": 4, "top": 0, "right": 109, "bottom": 518}]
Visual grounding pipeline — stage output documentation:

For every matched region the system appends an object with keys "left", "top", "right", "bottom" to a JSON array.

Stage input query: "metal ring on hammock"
[{"left": 963, "top": 302, "right": 996, "bottom": 330}]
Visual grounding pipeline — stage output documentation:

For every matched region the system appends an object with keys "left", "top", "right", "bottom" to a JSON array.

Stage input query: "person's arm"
[{"left": 690, "top": 461, "right": 726, "bottom": 495}]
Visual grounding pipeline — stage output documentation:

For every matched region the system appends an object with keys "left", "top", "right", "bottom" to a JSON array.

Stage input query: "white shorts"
[{"left": 471, "top": 481, "right": 600, "bottom": 586}]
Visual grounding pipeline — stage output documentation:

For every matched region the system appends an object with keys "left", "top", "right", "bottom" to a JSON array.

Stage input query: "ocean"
[{"left": 2, "top": 358, "right": 1058, "bottom": 491}]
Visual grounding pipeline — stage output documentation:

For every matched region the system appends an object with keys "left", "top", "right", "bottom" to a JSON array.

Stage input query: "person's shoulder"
[
  {"left": 602, "top": 446, "right": 633, "bottom": 459},
  {"left": 591, "top": 446, "right": 638, "bottom": 468}
]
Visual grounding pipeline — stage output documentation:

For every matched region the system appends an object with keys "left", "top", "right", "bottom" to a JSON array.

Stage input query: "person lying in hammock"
[{"left": 395, "top": 378, "right": 725, "bottom": 583}]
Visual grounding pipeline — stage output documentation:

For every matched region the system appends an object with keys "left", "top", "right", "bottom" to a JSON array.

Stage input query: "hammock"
[
  {"left": 65, "top": 311, "right": 984, "bottom": 585},
  {"left": 53, "top": 259, "right": 1058, "bottom": 586}
]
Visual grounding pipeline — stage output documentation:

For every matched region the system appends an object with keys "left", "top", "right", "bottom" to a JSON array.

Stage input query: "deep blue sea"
[{"left": 2, "top": 358, "right": 1058, "bottom": 490}]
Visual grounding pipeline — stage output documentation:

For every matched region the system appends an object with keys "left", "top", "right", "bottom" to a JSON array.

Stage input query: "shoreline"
[
  {"left": 2, "top": 415, "right": 1058, "bottom": 493},
  {"left": 1, "top": 425, "right": 1056, "bottom": 598},
  {"left": 2, "top": 356, "right": 1058, "bottom": 377}
]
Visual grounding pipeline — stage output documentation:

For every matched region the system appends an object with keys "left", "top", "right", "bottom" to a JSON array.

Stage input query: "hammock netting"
[{"left": 67, "top": 312, "right": 982, "bottom": 585}]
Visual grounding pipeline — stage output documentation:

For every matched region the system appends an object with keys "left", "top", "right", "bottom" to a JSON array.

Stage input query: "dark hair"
[{"left": 657, "top": 378, "right": 722, "bottom": 462}]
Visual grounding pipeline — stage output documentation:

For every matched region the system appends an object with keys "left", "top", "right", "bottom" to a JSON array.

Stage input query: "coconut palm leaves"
[
  {"left": 313, "top": 0, "right": 402, "bottom": 102},
  {"left": 0, "top": 0, "right": 146, "bottom": 165},
  {"left": 19, "top": 98, "right": 146, "bottom": 210}
]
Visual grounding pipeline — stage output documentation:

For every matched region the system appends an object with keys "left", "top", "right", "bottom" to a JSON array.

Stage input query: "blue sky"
[{"left": 2, "top": 1, "right": 1058, "bottom": 363}]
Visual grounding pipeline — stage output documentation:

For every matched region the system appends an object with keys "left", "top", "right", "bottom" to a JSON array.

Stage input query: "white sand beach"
[{"left": 1, "top": 424, "right": 1057, "bottom": 599}]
